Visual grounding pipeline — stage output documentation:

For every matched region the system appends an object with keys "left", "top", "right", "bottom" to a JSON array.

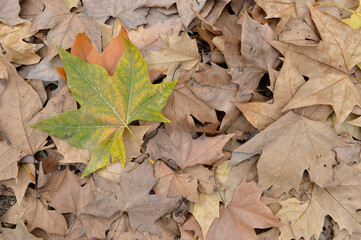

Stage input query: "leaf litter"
[{"left": 2, "top": 0, "right": 361, "bottom": 239}]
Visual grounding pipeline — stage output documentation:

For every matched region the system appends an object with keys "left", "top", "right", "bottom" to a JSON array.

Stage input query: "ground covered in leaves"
[{"left": 1, "top": 0, "right": 361, "bottom": 239}]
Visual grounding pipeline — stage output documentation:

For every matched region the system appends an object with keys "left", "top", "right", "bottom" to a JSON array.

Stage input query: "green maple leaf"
[{"left": 29, "top": 39, "right": 177, "bottom": 177}]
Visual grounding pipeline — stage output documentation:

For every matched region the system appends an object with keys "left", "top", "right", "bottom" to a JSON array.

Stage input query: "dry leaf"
[
  {"left": 206, "top": 181, "right": 281, "bottom": 240},
  {"left": 0, "top": 0, "right": 25, "bottom": 27},
  {"left": 144, "top": 32, "right": 201, "bottom": 82},
  {"left": 147, "top": 128, "right": 233, "bottom": 169},
  {"left": 31, "top": 0, "right": 101, "bottom": 59},
  {"left": 230, "top": 112, "right": 344, "bottom": 197},
  {"left": 0, "top": 216, "right": 41, "bottom": 240}
]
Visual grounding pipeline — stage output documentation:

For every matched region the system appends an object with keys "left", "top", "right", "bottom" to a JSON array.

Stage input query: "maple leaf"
[
  {"left": 21, "top": 198, "right": 67, "bottom": 235},
  {"left": 29, "top": 39, "right": 177, "bottom": 176},
  {"left": 147, "top": 128, "right": 233, "bottom": 169},
  {"left": 0, "top": 20, "right": 40, "bottom": 65},
  {"left": 144, "top": 31, "right": 201, "bottom": 82},
  {"left": 31, "top": 0, "right": 101, "bottom": 59},
  {"left": 277, "top": 163, "right": 361, "bottom": 239},
  {"left": 206, "top": 181, "right": 281, "bottom": 240},
  {"left": 0, "top": 0, "right": 25, "bottom": 27},
  {"left": 82, "top": 161, "right": 180, "bottom": 235},
  {"left": 230, "top": 112, "right": 344, "bottom": 197},
  {"left": 270, "top": 3, "right": 361, "bottom": 127},
  {"left": 153, "top": 160, "right": 199, "bottom": 202}
]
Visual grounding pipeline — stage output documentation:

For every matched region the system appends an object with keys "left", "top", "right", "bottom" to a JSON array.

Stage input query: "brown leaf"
[
  {"left": 0, "top": 59, "right": 46, "bottom": 180},
  {"left": 206, "top": 181, "right": 281, "bottom": 240},
  {"left": 82, "top": 161, "right": 180, "bottom": 235},
  {"left": 0, "top": 216, "right": 41, "bottom": 240},
  {"left": 0, "top": 20, "right": 40, "bottom": 65},
  {"left": 31, "top": 0, "right": 101, "bottom": 59},
  {"left": 230, "top": 112, "right": 344, "bottom": 197},
  {"left": 154, "top": 161, "right": 199, "bottom": 202},
  {"left": 271, "top": 3, "right": 361, "bottom": 127},
  {"left": 234, "top": 52, "right": 305, "bottom": 130},
  {"left": 187, "top": 63, "right": 240, "bottom": 131},
  {"left": 147, "top": 128, "right": 233, "bottom": 169},
  {"left": 277, "top": 163, "right": 361, "bottom": 239},
  {"left": 180, "top": 215, "right": 204, "bottom": 240},
  {"left": 83, "top": 0, "right": 174, "bottom": 29},
  {"left": 0, "top": 0, "right": 25, "bottom": 27},
  {"left": 176, "top": 0, "right": 207, "bottom": 27},
  {"left": 22, "top": 198, "right": 67, "bottom": 235}
]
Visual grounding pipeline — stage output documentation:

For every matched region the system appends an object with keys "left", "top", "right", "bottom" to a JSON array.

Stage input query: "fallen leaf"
[
  {"left": 192, "top": 192, "right": 221, "bottom": 239},
  {"left": 341, "top": 0, "right": 361, "bottom": 29},
  {"left": 147, "top": 128, "right": 233, "bottom": 169},
  {"left": 180, "top": 215, "right": 204, "bottom": 240},
  {"left": 31, "top": 0, "right": 101, "bottom": 59},
  {"left": 30, "top": 39, "right": 177, "bottom": 176},
  {"left": 27, "top": 56, "right": 63, "bottom": 82},
  {"left": 187, "top": 63, "right": 240, "bottom": 131},
  {"left": 183, "top": 165, "right": 216, "bottom": 194},
  {"left": 176, "top": 0, "right": 207, "bottom": 27},
  {"left": 0, "top": 58, "right": 47, "bottom": 180},
  {"left": 162, "top": 79, "right": 219, "bottom": 134},
  {"left": 83, "top": 0, "right": 175, "bottom": 29},
  {"left": 19, "top": 0, "right": 44, "bottom": 20},
  {"left": 206, "top": 181, "right": 281, "bottom": 240},
  {"left": 0, "top": 0, "right": 25, "bottom": 27},
  {"left": 0, "top": 20, "right": 40, "bottom": 65},
  {"left": 21, "top": 198, "right": 67, "bottom": 235},
  {"left": 234, "top": 52, "right": 305, "bottom": 130},
  {"left": 277, "top": 164, "right": 361, "bottom": 239},
  {"left": 153, "top": 160, "right": 199, "bottom": 202},
  {"left": 82, "top": 161, "right": 180, "bottom": 235},
  {"left": 144, "top": 31, "right": 201, "bottom": 82},
  {"left": 0, "top": 216, "right": 41, "bottom": 240},
  {"left": 230, "top": 112, "right": 344, "bottom": 197},
  {"left": 64, "top": 0, "right": 80, "bottom": 9},
  {"left": 271, "top": 3, "right": 361, "bottom": 127}
]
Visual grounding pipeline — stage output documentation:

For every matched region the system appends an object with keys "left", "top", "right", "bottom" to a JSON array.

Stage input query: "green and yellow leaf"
[{"left": 29, "top": 39, "right": 177, "bottom": 177}]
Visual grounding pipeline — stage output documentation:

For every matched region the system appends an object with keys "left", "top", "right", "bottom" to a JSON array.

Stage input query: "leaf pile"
[{"left": 1, "top": 0, "right": 361, "bottom": 240}]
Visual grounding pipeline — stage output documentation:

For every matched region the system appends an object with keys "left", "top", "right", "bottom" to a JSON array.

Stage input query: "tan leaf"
[
  {"left": 183, "top": 165, "right": 216, "bottom": 194},
  {"left": 277, "top": 164, "right": 361, "bottom": 239},
  {"left": 187, "top": 63, "right": 240, "bottom": 131},
  {"left": 207, "top": 181, "right": 281, "bottom": 240},
  {"left": 271, "top": 4, "right": 361, "bottom": 127},
  {"left": 230, "top": 112, "right": 344, "bottom": 197},
  {"left": 22, "top": 198, "right": 67, "bottom": 235},
  {"left": 0, "top": 20, "right": 40, "bottom": 65},
  {"left": 192, "top": 192, "right": 221, "bottom": 239},
  {"left": 82, "top": 161, "right": 180, "bottom": 235},
  {"left": 0, "top": 0, "right": 25, "bottom": 27},
  {"left": 31, "top": 0, "right": 101, "bottom": 59},
  {"left": 0, "top": 216, "right": 41, "bottom": 240},
  {"left": 180, "top": 215, "right": 204, "bottom": 240},
  {"left": 176, "top": 0, "right": 207, "bottom": 27},
  {"left": 144, "top": 31, "right": 201, "bottom": 82},
  {"left": 234, "top": 52, "right": 305, "bottom": 130},
  {"left": 154, "top": 161, "right": 199, "bottom": 202},
  {"left": 147, "top": 128, "right": 233, "bottom": 169}
]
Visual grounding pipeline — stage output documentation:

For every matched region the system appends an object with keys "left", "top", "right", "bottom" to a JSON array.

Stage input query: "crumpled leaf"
[
  {"left": 176, "top": 0, "right": 207, "bottom": 27},
  {"left": 144, "top": 31, "right": 201, "bottom": 82},
  {"left": 147, "top": 128, "right": 233, "bottom": 169},
  {"left": 31, "top": 0, "right": 101, "bottom": 59},
  {"left": 30, "top": 39, "right": 177, "bottom": 176},
  {"left": 0, "top": 0, "right": 25, "bottom": 27},
  {"left": 277, "top": 163, "right": 361, "bottom": 239},
  {"left": 230, "top": 112, "right": 344, "bottom": 197},
  {"left": 206, "top": 181, "right": 281, "bottom": 240},
  {"left": 0, "top": 20, "right": 40, "bottom": 65},
  {"left": 271, "top": 3, "right": 361, "bottom": 127},
  {"left": 82, "top": 161, "right": 180, "bottom": 236}
]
